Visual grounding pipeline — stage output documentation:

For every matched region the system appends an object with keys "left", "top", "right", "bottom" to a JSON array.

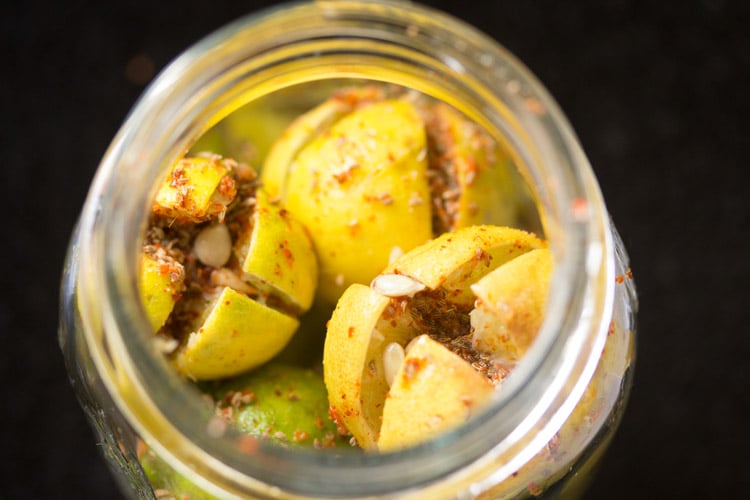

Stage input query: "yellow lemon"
[
  {"left": 175, "top": 287, "right": 299, "bottom": 380},
  {"left": 152, "top": 156, "right": 236, "bottom": 222},
  {"left": 138, "top": 253, "right": 184, "bottom": 332},
  {"left": 470, "top": 248, "right": 553, "bottom": 360},
  {"left": 237, "top": 190, "right": 318, "bottom": 312},
  {"left": 324, "top": 225, "right": 545, "bottom": 450},
  {"left": 378, "top": 335, "right": 494, "bottom": 451},
  {"left": 285, "top": 99, "right": 432, "bottom": 303}
]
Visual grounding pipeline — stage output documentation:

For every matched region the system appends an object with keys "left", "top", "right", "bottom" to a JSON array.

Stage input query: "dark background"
[{"left": 3, "top": 0, "right": 748, "bottom": 498}]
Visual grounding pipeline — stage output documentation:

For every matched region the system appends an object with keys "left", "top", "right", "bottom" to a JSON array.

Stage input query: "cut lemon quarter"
[{"left": 175, "top": 287, "right": 299, "bottom": 380}]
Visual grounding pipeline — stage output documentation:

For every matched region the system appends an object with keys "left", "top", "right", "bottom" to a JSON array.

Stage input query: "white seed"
[
  {"left": 383, "top": 342, "right": 405, "bottom": 387},
  {"left": 371, "top": 273, "right": 426, "bottom": 297},
  {"left": 153, "top": 335, "right": 179, "bottom": 354},
  {"left": 193, "top": 223, "right": 232, "bottom": 268}
]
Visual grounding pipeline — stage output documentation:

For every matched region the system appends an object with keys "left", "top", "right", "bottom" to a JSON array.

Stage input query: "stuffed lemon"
[
  {"left": 323, "top": 225, "right": 550, "bottom": 450},
  {"left": 142, "top": 154, "right": 317, "bottom": 380}
]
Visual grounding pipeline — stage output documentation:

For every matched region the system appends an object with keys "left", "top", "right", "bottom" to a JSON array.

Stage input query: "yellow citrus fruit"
[
  {"left": 324, "top": 225, "right": 546, "bottom": 450},
  {"left": 470, "top": 248, "right": 553, "bottom": 360},
  {"left": 175, "top": 287, "right": 299, "bottom": 380},
  {"left": 377, "top": 335, "right": 494, "bottom": 451},
  {"left": 138, "top": 253, "right": 183, "bottom": 332},
  {"left": 238, "top": 190, "right": 318, "bottom": 312}
]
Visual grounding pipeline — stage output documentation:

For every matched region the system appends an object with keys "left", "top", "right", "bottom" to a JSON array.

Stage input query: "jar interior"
[{"left": 134, "top": 74, "right": 552, "bottom": 495}]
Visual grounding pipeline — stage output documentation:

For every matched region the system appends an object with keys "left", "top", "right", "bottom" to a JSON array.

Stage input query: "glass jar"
[{"left": 59, "top": 1, "right": 637, "bottom": 498}]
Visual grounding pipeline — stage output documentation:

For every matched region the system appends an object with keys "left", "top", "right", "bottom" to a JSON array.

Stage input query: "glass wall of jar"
[{"left": 59, "top": 1, "right": 636, "bottom": 498}]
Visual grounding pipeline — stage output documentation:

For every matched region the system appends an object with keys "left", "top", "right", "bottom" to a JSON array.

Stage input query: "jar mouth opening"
[{"left": 76, "top": 1, "right": 614, "bottom": 497}]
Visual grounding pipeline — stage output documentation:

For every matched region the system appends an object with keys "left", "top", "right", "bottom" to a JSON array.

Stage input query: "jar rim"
[{"left": 75, "top": 1, "right": 615, "bottom": 497}]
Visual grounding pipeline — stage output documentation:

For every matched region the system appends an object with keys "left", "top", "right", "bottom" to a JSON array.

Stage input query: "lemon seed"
[
  {"left": 383, "top": 342, "right": 405, "bottom": 387},
  {"left": 194, "top": 223, "right": 232, "bottom": 268}
]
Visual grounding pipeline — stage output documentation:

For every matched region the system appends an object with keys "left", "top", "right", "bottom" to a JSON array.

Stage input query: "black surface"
[{"left": 3, "top": 0, "right": 748, "bottom": 498}]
